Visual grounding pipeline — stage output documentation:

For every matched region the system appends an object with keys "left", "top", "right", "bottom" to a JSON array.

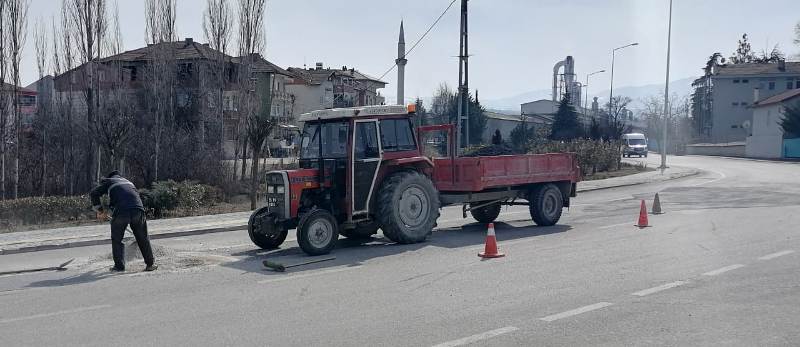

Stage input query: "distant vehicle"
[
  {"left": 622, "top": 133, "right": 648, "bottom": 158},
  {"left": 246, "top": 104, "right": 581, "bottom": 255}
]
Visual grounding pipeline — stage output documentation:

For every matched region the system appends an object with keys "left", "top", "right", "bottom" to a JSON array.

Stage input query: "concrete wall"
[
  {"left": 686, "top": 142, "right": 746, "bottom": 157},
  {"left": 746, "top": 104, "right": 784, "bottom": 158}
]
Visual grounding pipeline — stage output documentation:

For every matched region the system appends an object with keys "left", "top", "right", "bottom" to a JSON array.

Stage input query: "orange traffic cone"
[
  {"left": 651, "top": 193, "right": 664, "bottom": 215},
  {"left": 479, "top": 223, "right": 505, "bottom": 258},
  {"left": 636, "top": 200, "right": 650, "bottom": 228}
]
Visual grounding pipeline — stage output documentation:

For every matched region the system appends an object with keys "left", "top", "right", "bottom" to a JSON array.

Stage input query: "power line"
[{"left": 377, "top": 0, "right": 458, "bottom": 81}]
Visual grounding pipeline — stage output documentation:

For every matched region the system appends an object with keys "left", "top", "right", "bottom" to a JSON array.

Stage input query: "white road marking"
[
  {"left": 702, "top": 264, "right": 745, "bottom": 276},
  {"left": 631, "top": 281, "right": 686, "bottom": 297},
  {"left": 0, "top": 304, "right": 112, "bottom": 324},
  {"left": 258, "top": 266, "right": 361, "bottom": 284},
  {"left": 431, "top": 326, "right": 519, "bottom": 347},
  {"left": 540, "top": 302, "right": 614, "bottom": 322},
  {"left": 758, "top": 250, "right": 795, "bottom": 261}
]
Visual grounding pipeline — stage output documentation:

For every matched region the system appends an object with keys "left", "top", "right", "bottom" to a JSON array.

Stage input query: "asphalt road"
[{"left": 1, "top": 155, "right": 799, "bottom": 346}]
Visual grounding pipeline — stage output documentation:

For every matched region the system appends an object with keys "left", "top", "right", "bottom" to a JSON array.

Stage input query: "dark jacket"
[{"left": 90, "top": 175, "right": 144, "bottom": 213}]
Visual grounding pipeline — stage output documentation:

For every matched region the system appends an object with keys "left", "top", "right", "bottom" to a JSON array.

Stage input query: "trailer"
[{"left": 247, "top": 105, "right": 581, "bottom": 255}]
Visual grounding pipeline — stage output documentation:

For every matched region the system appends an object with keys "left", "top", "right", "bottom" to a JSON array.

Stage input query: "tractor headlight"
[
  {"left": 268, "top": 185, "right": 276, "bottom": 194},
  {"left": 276, "top": 185, "right": 285, "bottom": 194}
]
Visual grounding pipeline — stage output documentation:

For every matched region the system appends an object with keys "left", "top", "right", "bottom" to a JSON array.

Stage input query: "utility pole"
[
  {"left": 456, "top": 0, "right": 469, "bottom": 152},
  {"left": 660, "top": 0, "right": 673, "bottom": 170}
]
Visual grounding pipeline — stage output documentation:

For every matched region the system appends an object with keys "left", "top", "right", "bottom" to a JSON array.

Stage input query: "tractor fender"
[{"left": 383, "top": 156, "right": 434, "bottom": 174}]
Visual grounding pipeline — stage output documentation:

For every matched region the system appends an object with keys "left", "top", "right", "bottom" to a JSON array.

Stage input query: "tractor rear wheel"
[
  {"left": 469, "top": 202, "right": 502, "bottom": 224},
  {"left": 248, "top": 206, "right": 288, "bottom": 249},
  {"left": 529, "top": 184, "right": 564, "bottom": 226},
  {"left": 297, "top": 209, "right": 339, "bottom": 255},
  {"left": 377, "top": 171, "right": 440, "bottom": 244}
]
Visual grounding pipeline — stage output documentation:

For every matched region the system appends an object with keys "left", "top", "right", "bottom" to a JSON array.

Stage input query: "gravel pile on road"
[
  {"left": 82, "top": 240, "right": 219, "bottom": 272},
  {"left": 462, "top": 143, "right": 517, "bottom": 157}
]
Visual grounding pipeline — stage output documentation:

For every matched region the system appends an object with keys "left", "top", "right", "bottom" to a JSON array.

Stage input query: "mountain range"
[{"left": 480, "top": 77, "right": 698, "bottom": 114}]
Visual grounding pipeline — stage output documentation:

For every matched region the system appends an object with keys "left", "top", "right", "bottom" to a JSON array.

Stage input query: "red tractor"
[{"left": 248, "top": 105, "right": 581, "bottom": 255}]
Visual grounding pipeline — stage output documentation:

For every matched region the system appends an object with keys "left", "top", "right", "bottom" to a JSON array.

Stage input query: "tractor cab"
[{"left": 249, "top": 105, "right": 440, "bottom": 255}]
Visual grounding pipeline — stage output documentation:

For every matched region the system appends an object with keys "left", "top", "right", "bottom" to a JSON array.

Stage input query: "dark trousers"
[{"left": 110, "top": 209, "right": 155, "bottom": 269}]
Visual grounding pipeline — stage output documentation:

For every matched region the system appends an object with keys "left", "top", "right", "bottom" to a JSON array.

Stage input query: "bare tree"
[
  {"left": 56, "top": 0, "right": 77, "bottom": 195},
  {"left": 69, "top": 0, "right": 107, "bottom": 189},
  {"left": 144, "top": 0, "right": 177, "bottom": 182},
  {"left": 605, "top": 96, "right": 632, "bottom": 140},
  {"left": 105, "top": 0, "right": 122, "bottom": 56},
  {"left": 203, "top": 0, "right": 233, "bottom": 168},
  {"left": 236, "top": 0, "right": 269, "bottom": 208},
  {"left": 35, "top": 16, "right": 49, "bottom": 196},
  {"left": 8, "top": 0, "right": 29, "bottom": 199},
  {"left": 0, "top": 0, "right": 8, "bottom": 200}
]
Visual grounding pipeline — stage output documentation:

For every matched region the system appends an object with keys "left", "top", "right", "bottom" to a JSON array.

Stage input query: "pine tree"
[
  {"left": 550, "top": 93, "right": 581, "bottom": 140},
  {"left": 781, "top": 103, "right": 800, "bottom": 138}
]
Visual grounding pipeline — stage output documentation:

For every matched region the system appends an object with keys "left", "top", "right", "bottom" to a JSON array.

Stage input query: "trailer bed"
[{"left": 432, "top": 153, "right": 580, "bottom": 192}]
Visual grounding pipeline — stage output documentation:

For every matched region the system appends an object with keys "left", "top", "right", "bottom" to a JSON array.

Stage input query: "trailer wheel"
[
  {"left": 470, "top": 202, "right": 501, "bottom": 223},
  {"left": 297, "top": 209, "right": 339, "bottom": 255},
  {"left": 248, "top": 206, "right": 288, "bottom": 249},
  {"left": 378, "top": 171, "right": 441, "bottom": 244},
  {"left": 529, "top": 184, "right": 563, "bottom": 226},
  {"left": 340, "top": 222, "right": 379, "bottom": 240}
]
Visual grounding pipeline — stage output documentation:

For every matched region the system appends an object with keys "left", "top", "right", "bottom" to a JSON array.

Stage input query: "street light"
[
  {"left": 660, "top": 0, "right": 673, "bottom": 171},
  {"left": 584, "top": 70, "right": 606, "bottom": 118},
  {"left": 608, "top": 42, "right": 639, "bottom": 117}
]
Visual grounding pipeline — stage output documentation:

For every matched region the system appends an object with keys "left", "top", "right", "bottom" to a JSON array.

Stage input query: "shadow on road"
[
  {"left": 221, "top": 221, "right": 571, "bottom": 277},
  {"left": 25, "top": 269, "right": 118, "bottom": 288}
]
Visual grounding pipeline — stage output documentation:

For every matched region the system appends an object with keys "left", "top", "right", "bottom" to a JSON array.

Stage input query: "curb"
[
  {"left": 576, "top": 169, "right": 700, "bottom": 193},
  {"left": 0, "top": 224, "right": 248, "bottom": 256}
]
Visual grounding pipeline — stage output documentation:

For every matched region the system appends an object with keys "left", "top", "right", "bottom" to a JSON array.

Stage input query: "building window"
[
  {"left": 769, "top": 81, "right": 775, "bottom": 90},
  {"left": 788, "top": 81, "right": 795, "bottom": 90},
  {"left": 18, "top": 95, "right": 36, "bottom": 107},
  {"left": 741, "top": 101, "right": 748, "bottom": 106},
  {"left": 742, "top": 79, "right": 749, "bottom": 83},
  {"left": 732, "top": 102, "right": 739, "bottom": 106},
  {"left": 733, "top": 79, "right": 740, "bottom": 84},
  {"left": 796, "top": 80, "right": 800, "bottom": 89}
]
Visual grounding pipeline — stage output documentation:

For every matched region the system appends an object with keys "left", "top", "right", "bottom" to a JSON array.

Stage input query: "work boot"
[
  {"left": 110, "top": 266, "right": 125, "bottom": 272},
  {"left": 144, "top": 264, "right": 158, "bottom": 272}
]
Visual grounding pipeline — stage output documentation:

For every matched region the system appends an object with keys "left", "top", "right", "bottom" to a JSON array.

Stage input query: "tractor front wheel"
[
  {"left": 297, "top": 209, "right": 339, "bottom": 255},
  {"left": 248, "top": 207, "right": 288, "bottom": 249}
]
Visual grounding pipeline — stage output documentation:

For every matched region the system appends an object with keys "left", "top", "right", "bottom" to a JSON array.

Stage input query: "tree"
[
  {"left": 0, "top": 0, "right": 8, "bottom": 199},
  {"left": 509, "top": 116, "right": 534, "bottom": 152},
  {"left": 466, "top": 91, "right": 487, "bottom": 145},
  {"left": 8, "top": 0, "right": 29, "bottom": 198},
  {"left": 412, "top": 97, "right": 427, "bottom": 128},
  {"left": 236, "top": 0, "right": 269, "bottom": 209},
  {"left": 729, "top": 33, "right": 757, "bottom": 64},
  {"left": 430, "top": 83, "right": 456, "bottom": 125},
  {"left": 34, "top": 16, "right": 49, "bottom": 196},
  {"left": 203, "top": 0, "right": 233, "bottom": 155},
  {"left": 781, "top": 103, "right": 800, "bottom": 139},
  {"left": 605, "top": 96, "right": 632, "bottom": 140},
  {"left": 588, "top": 117, "right": 602, "bottom": 140},
  {"left": 144, "top": 0, "right": 176, "bottom": 183},
  {"left": 69, "top": 0, "right": 107, "bottom": 190},
  {"left": 550, "top": 92, "right": 582, "bottom": 140},
  {"left": 754, "top": 45, "right": 785, "bottom": 64}
]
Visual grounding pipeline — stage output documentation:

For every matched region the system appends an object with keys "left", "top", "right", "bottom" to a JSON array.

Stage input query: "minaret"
[{"left": 395, "top": 21, "right": 407, "bottom": 105}]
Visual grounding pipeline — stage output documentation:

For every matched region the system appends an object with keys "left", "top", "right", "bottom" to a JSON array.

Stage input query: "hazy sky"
[{"left": 19, "top": 0, "right": 800, "bottom": 104}]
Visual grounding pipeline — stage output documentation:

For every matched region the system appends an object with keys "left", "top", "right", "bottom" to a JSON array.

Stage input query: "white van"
[{"left": 622, "top": 133, "right": 648, "bottom": 158}]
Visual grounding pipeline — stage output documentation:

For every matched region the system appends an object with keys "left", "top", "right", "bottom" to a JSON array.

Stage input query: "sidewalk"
[{"left": 0, "top": 165, "right": 699, "bottom": 255}]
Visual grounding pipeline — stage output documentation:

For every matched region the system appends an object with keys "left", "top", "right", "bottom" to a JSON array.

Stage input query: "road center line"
[
  {"left": 0, "top": 304, "right": 112, "bottom": 324},
  {"left": 540, "top": 302, "right": 614, "bottom": 322},
  {"left": 702, "top": 264, "right": 745, "bottom": 276},
  {"left": 431, "top": 326, "right": 519, "bottom": 347},
  {"left": 258, "top": 266, "right": 361, "bottom": 284},
  {"left": 758, "top": 250, "right": 795, "bottom": 261},
  {"left": 631, "top": 281, "right": 686, "bottom": 296}
]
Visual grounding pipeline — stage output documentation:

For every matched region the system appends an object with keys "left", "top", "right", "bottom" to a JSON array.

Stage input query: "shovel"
[
  {"left": 263, "top": 256, "right": 336, "bottom": 272},
  {"left": 0, "top": 259, "right": 75, "bottom": 276}
]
